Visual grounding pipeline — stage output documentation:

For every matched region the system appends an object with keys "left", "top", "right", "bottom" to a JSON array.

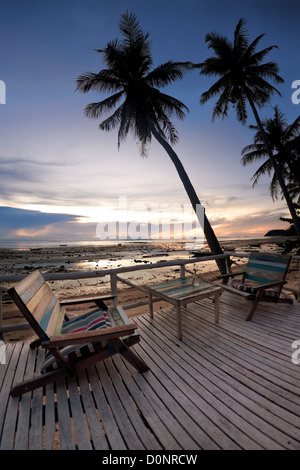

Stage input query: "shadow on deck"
[{"left": 1, "top": 292, "right": 300, "bottom": 450}]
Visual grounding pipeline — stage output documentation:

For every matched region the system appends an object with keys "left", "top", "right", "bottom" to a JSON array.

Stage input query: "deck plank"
[
  {"left": 138, "top": 308, "right": 298, "bottom": 449},
  {"left": 0, "top": 292, "right": 300, "bottom": 450},
  {"left": 0, "top": 343, "right": 29, "bottom": 450},
  {"left": 76, "top": 368, "right": 109, "bottom": 450},
  {"left": 15, "top": 344, "right": 37, "bottom": 450}
]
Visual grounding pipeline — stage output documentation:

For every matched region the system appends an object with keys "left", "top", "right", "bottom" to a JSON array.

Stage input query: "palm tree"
[
  {"left": 76, "top": 11, "right": 227, "bottom": 273},
  {"left": 199, "top": 18, "right": 300, "bottom": 240},
  {"left": 241, "top": 106, "right": 300, "bottom": 202}
]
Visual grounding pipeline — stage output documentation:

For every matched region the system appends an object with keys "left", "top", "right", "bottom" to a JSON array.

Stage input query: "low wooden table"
[{"left": 147, "top": 278, "right": 222, "bottom": 340}]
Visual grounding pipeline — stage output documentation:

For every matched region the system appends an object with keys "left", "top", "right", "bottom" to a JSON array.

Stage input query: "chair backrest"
[
  {"left": 8, "top": 270, "right": 64, "bottom": 342},
  {"left": 244, "top": 252, "right": 291, "bottom": 285}
]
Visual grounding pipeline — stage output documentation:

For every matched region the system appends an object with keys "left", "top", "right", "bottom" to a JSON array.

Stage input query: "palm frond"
[
  {"left": 200, "top": 74, "right": 231, "bottom": 104},
  {"left": 200, "top": 56, "right": 230, "bottom": 76},
  {"left": 119, "top": 11, "right": 148, "bottom": 47},
  {"left": 234, "top": 95, "right": 248, "bottom": 124},
  {"left": 205, "top": 31, "right": 232, "bottom": 58},
  {"left": 157, "top": 92, "right": 189, "bottom": 120},
  {"left": 156, "top": 110, "right": 179, "bottom": 145},
  {"left": 249, "top": 62, "right": 284, "bottom": 84},
  {"left": 250, "top": 159, "right": 273, "bottom": 187},
  {"left": 84, "top": 91, "right": 125, "bottom": 119},
  {"left": 117, "top": 99, "right": 135, "bottom": 146},
  {"left": 146, "top": 61, "right": 194, "bottom": 88},
  {"left": 245, "top": 75, "right": 281, "bottom": 107},
  {"left": 241, "top": 145, "right": 269, "bottom": 164},
  {"left": 233, "top": 18, "right": 249, "bottom": 55},
  {"left": 99, "top": 105, "right": 123, "bottom": 132},
  {"left": 285, "top": 115, "right": 300, "bottom": 140},
  {"left": 246, "top": 45, "right": 277, "bottom": 67},
  {"left": 96, "top": 39, "right": 123, "bottom": 70},
  {"left": 269, "top": 172, "right": 281, "bottom": 200},
  {"left": 242, "top": 33, "right": 265, "bottom": 62},
  {"left": 76, "top": 70, "right": 123, "bottom": 93},
  {"left": 211, "top": 85, "right": 233, "bottom": 121}
]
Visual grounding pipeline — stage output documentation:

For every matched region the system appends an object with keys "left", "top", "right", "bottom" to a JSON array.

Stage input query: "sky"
[{"left": 0, "top": 0, "right": 299, "bottom": 246}]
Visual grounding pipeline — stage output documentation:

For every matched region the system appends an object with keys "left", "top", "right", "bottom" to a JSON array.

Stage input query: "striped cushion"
[
  {"left": 41, "top": 309, "right": 112, "bottom": 373},
  {"left": 231, "top": 279, "right": 256, "bottom": 294},
  {"left": 231, "top": 280, "right": 279, "bottom": 298}
]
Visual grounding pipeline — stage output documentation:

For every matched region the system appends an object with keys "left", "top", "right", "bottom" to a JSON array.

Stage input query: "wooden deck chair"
[
  {"left": 8, "top": 270, "right": 149, "bottom": 397},
  {"left": 218, "top": 252, "right": 292, "bottom": 321}
]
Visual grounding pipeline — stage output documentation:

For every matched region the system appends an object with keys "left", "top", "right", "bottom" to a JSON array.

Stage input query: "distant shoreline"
[
  {"left": 0, "top": 235, "right": 296, "bottom": 283},
  {"left": 0, "top": 234, "right": 295, "bottom": 251}
]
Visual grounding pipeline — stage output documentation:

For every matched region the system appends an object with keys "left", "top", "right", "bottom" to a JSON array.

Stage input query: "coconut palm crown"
[
  {"left": 200, "top": 18, "right": 284, "bottom": 123},
  {"left": 242, "top": 106, "right": 300, "bottom": 201},
  {"left": 76, "top": 11, "right": 193, "bottom": 156},
  {"left": 199, "top": 18, "right": 300, "bottom": 240}
]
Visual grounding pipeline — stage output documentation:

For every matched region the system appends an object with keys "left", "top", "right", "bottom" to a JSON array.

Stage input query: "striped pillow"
[
  {"left": 231, "top": 280, "right": 278, "bottom": 298},
  {"left": 231, "top": 279, "right": 256, "bottom": 294},
  {"left": 41, "top": 308, "right": 112, "bottom": 373}
]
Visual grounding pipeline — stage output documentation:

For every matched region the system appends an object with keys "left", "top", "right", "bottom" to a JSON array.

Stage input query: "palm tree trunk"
[
  {"left": 245, "top": 92, "right": 300, "bottom": 240},
  {"left": 148, "top": 120, "right": 227, "bottom": 274}
]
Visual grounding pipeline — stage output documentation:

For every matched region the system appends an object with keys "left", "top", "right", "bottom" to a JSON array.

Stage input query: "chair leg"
[
  {"left": 112, "top": 338, "right": 149, "bottom": 373},
  {"left": 10, "top": 368, "right": 69, "bottom": 397},
  {"left": 30, "top": 338, "right": 41, "bottom": 349},
  {"left": 246, "top": 290, "right": 264, "bottom": 321}
]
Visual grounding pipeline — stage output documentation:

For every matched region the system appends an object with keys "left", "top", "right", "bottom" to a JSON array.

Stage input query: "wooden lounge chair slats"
[
  {"left": 8, "top": 270, "right": 149, "bottom": 396},
  {"left": 218, "top": 252, "right": 292, "bottom": 321},
  {"left": 44, "top": 323, "right": 136, "bottom": 348}
]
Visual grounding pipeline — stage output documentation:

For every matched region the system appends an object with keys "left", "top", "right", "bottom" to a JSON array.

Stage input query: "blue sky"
[{"left": 0, "top": 0, "right": 299, "bottom": 245}]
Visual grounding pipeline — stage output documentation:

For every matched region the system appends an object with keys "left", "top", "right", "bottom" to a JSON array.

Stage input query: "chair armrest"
[
  {"left": 42, "top": 323, "right": 137, "bottom": 348},
  {"left": 255, "top": 280, "right": 286, "bottom": 290},
  {"left": 60, "top": 295, "right": 116, "bottom": 306}
]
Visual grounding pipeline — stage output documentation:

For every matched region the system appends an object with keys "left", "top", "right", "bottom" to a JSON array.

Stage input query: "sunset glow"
[{"left": 0, "top": 0, "right": 298, "bottom": 246}]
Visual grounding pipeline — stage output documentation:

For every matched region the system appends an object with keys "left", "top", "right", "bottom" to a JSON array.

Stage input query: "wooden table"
[{"left": 147, "top": 278, "right": 222, "bottom": 340}]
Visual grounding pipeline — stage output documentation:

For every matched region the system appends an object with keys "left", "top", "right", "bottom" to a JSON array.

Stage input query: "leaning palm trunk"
[
  {"left": 148, "top": 120, "right": 227, "bottom": 274},
  {"left": 245, "top": 90, "right": 300, "bottom": 240},
  {"left": 77, "top": 12, "right": 227, "bottom": 274}
]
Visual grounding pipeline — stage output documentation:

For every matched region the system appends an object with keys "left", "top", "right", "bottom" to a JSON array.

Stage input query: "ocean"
[{"left": 0, "top": 236, "right": 266, "bottom": 250}]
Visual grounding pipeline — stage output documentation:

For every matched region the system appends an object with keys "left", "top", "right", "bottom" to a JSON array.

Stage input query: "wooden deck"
[{"left": 1, "top": 291, "right": 300, "bottom": 450}]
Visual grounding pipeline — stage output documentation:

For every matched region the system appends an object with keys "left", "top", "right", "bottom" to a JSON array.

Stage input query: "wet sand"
[{"left": 1, "top": 237, "right": 299, "bottom": 342}]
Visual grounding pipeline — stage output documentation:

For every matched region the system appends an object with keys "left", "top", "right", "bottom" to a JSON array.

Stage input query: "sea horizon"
[{"left": 0, "top": 234, "right": 281, "bottom": 250}]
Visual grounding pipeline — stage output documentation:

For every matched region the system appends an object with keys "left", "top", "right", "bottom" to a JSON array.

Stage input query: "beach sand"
[{"left": 1, "top": 237, "right": 299, "bottom": 343}]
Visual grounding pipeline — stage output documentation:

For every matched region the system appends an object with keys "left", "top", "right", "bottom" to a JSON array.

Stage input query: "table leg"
[
  {"left": 176, "top": 302, "right": 182, "bottom": 340},
  {"left": 148, "top": 291, "right": 153, "bottom": 318},
  {"left": 214, "top": 292, "right": 220, "bottom": 323}
]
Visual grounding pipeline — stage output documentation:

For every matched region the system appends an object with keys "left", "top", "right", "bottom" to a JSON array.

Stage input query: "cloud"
[
  {"left": 211, "top": 208, "right": 289, "bottom": 237},
  {"left": 0, "top": 155, "right": 79, "bottom": 204},
  {"left": 0, "top": 156, "right": 74, "bottom": 167},
  {"left": 0, "top": 206, "right": 85, "bottom": 241},
  {"left": 0, "top": 206, "right": 80, "bottom": 228}
]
